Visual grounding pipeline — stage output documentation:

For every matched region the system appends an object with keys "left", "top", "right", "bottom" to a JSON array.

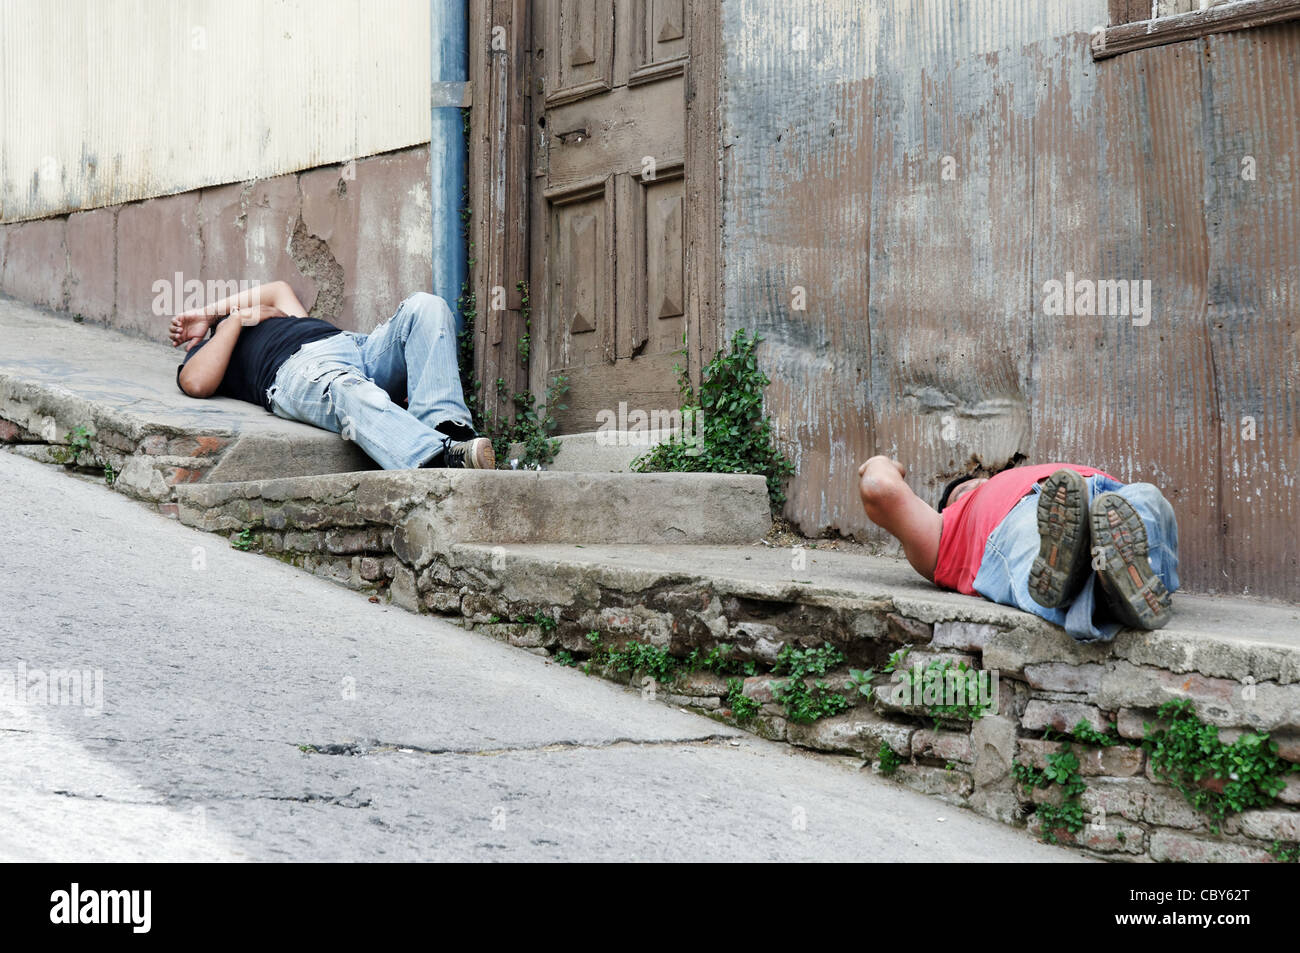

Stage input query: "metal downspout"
[{"left": 430, "top": 0, "right": 469, "bottom": 333}]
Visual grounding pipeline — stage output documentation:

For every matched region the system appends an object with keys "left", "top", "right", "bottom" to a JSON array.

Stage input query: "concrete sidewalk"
[{"left": 0, "top": 296, "right": 772, "bottom": 544}]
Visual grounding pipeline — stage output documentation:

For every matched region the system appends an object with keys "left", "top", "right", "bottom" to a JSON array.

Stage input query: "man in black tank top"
[{"left": 171, "top": 280, "right": 493, "bottom": 470}]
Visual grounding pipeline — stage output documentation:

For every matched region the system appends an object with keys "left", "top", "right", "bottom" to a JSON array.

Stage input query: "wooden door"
[
  {"left": 468, "top": 0, "right": 720, "bottom": 436},
  {"left": 531, "top": 0, "right": 689, "bottom": 432}
]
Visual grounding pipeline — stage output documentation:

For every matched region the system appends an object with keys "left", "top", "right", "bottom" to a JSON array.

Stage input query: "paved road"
[{"left": 0, "top": 451, "right": 1085, "bottom": 862}]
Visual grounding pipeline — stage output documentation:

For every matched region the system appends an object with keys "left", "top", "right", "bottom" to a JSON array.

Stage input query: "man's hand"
[{"left": 169, "top": 308, "right": 214, "bottom": 350}]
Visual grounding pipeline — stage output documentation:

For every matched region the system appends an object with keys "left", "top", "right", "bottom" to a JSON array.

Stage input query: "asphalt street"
[{"left": 0, "top": 450, "right": 1084, "bottom": 862}]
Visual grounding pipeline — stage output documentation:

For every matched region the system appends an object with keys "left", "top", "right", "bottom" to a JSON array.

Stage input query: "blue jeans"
[
  {"left": 266, "top": 293, "right": 475, "bottom": 470},
  {"left": 972, "top": 475, "right": 1180, "bottom": 642}
]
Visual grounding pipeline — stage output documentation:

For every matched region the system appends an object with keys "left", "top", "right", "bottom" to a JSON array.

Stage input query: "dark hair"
[
  {"left": 938, "top": 474, "right": 978, "bottom": 512},
  {"left": 938, "top": 458, "right": 1026, "bottom": 511}
]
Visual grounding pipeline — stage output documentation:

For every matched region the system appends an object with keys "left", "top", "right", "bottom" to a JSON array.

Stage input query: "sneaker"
[
  {"left": 1028, "top": 468, "right": 1092, "bottom": 609},
  {"left": 1090, "top": 491, "right": 1173, "bottom": 630},
  {"left": 436, "top": 436, "right": 495, "bottom": 470}
]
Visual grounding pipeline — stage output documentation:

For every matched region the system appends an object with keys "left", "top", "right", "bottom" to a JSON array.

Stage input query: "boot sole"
[
  {"left": 1090, "top": 491, "right": 1172, "bottom": 630},
  {"left": 1028, "top": 468, "right": 1091, "bottom": 608}
]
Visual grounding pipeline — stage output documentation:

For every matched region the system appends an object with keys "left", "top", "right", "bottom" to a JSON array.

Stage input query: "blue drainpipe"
[{"left": 430, "top": 0, "right": 469, "bottom": 333}]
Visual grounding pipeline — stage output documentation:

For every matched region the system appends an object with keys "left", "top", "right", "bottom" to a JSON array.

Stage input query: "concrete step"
[
  {"left": 174, "top": 469, "right": 773, "bottom": 564},
  {"left": 155, "top": 468, "right": 1300, "bottom": 862},
  {"left": 1, "top": 293, "right": 774, "bottom": 558},
  {"left": 10, "top": 295, "right": 1300, "bottom": 863}
]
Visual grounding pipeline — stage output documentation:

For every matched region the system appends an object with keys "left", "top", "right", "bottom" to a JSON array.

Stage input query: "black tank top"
[{"left": 177, "top": 316, "right": 342, "bottom": 409}]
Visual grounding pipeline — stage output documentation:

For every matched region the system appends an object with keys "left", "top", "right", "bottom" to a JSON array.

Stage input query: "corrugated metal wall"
[
  {"left": 721, "top": 0, "right": 1299, "bottom": 601},
  {"left": 0, "top": 0, "right": 430, "bottom": 223}
]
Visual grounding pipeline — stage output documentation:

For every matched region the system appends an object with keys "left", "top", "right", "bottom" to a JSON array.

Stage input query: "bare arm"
[
  {"left": 178, "top": 312, "right": 244, "bottom": 398},
  {"left": 169, "top": 280, "right": 306, "bottom": 348},
  {"left": 177, "top": 305, "right": 286, "bottom": 397},
  {"left": 857, "top": 455, "right": 944, "bottom": 582},
  {"left": 197, "top": 279, "right": 306, "bottom": 319}
]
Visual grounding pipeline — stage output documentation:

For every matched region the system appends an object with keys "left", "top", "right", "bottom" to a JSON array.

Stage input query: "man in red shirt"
[{"left": 857, "top": 456, "right": 1179, "bottom": 642}]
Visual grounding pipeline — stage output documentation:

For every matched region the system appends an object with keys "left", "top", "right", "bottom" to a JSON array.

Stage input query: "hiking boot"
[
  {"left": 1028, "top": 468, "right": 1092, "bottom": 609},
  {"left": 1090, "top": 491, "right": 1173, "bottom": 630},
  {"left": 424, "top": 436, "right": 495, "bottom": 470}
]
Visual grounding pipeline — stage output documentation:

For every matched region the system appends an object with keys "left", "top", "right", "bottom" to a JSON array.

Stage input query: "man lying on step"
[
  {"left": 170, "top": 281, "right": 494, "bottom": 470},
  {"left": 856, "top": 456, "right": 1180, "bottom": 642}
]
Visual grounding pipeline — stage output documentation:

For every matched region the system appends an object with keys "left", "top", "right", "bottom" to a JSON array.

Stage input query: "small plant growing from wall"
[
  {"left": 50, "top": 425, "right": 115, "bottom": 485},
  {"left": 769, "top": 644, "right": 849, "bottom": 724},
  {"left": 876, "top": 743, "right": 903, "bottom": 775},
  {"left": 485, "top": 373, "right": 568, "bottom": 470},
  {"left": 50, "top": 425, "right": 95, "bottom": 467},
  {"left": 230, "top": 528, "right": 257, "bottom": 552},
  {"left": 633, "top": 329, "right": 795, "bottom": 512},
  {"left": 1141, "top": 699, "right": 1297, "bottom": 830}
]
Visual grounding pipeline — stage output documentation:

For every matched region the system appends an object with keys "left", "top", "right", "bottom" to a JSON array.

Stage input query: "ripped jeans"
[{"left": 265, "top": 293, "right": 476, "bottom": 470}]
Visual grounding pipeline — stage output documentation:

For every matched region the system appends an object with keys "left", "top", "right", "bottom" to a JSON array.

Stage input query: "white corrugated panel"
[{"left": 0, "top": 0, "right": 430, "bottom": 222}]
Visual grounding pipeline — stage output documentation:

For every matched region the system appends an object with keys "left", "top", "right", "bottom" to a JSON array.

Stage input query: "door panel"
[
  {"left": 646, "top": 180, "right": 685, "bottom": 325},
  {"left": 545, "top": 176, "right": 615, "bottom": 369},
  {"left": 618, "top": 163, "right": 685, "bottom": 361},
  {"left": 542, "top": 77, "right": 685, "bottom": 193},
  {"left": 547, "top": 0, "right": 614, "bottom": 105},
  {"left": 632, "top": 0, "right": 688, "bottom": 82}
]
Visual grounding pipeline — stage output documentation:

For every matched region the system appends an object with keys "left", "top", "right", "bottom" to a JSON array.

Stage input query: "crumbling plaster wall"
[{"left": 0, "top": 146, "right": 433, "bottom": 337}]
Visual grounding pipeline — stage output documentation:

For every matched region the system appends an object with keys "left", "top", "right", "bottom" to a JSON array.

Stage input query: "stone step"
[
  {"left": 440, "top": 542, "right": 1300, "bottom": 694},
  {"left": 10, "top": 295, "right": 1300, "bottom": 863},
  {"left": 174, "top": 469, "right": 773, "bottom": 565},
  {"left": 156, "top": 476, "right": 1300, "bottom": 862}
]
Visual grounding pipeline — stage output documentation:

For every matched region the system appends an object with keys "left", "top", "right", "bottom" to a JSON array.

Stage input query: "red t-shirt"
[{"left": 933, "top": 463, "right": 1116, "bottom": 594}]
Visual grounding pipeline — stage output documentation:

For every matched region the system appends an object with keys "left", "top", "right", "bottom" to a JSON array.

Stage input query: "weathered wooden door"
[
  {"left": 468, "top": 0, "right": 719, "bottom": 437},
  {"left": 531, "top": 0, "right": 698, "bottom": 433}
]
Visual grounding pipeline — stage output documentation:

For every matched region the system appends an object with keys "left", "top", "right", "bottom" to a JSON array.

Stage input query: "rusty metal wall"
[
  {"left": 720, "top": 0, "right": 1299, "bottom": 601},
  {"left": 0, "top": 0, "right": 430, "bottom": 223}
]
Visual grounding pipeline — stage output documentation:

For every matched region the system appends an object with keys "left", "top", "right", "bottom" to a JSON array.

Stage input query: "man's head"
[{"left": 938, "top": 473, "right": 988, "bottom": 512}]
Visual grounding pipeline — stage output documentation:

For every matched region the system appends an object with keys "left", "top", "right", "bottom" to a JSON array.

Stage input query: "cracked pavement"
[{"left": 0, "top": 451, "right": 1083, "bottom": 861}]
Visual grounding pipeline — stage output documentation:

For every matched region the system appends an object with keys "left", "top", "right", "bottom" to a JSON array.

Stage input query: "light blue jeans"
[
  {"left": 972, "top": 475, "right": 1180, "bottom": 642},
  {"left": 266, "top": 293, "right": 475, "bottom": 470}
]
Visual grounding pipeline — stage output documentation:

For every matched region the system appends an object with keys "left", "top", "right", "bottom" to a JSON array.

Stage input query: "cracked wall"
[{"left": 0, "top": 145, "right": 433, "bottom": 338}]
